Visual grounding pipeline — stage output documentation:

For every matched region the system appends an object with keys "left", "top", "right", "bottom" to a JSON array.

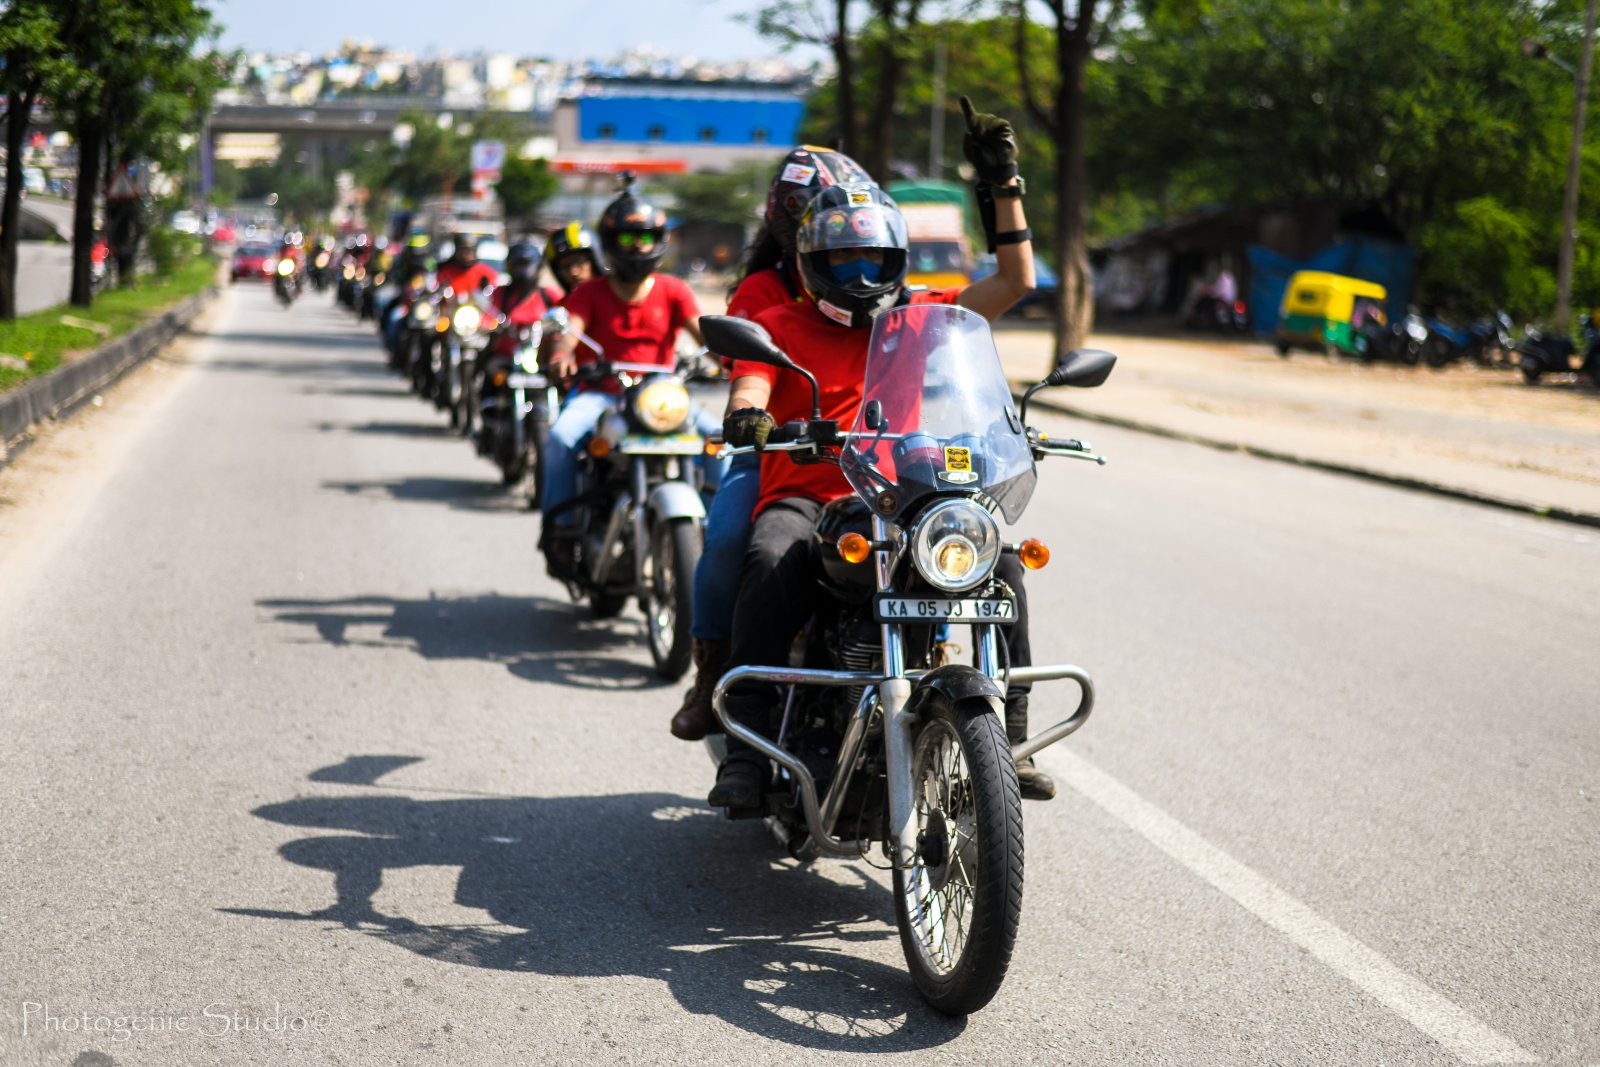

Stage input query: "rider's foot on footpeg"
[
  {"left": 708, "top": 760, "right": 764, "bottom": 809},
  {"left": 1015, "top": 757, "right": 1057, "bottom": 801}
]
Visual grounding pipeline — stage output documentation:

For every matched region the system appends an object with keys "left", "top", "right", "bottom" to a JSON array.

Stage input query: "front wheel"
[
  {"left": 646, "top": 517, "right": 701, "bottom": 680},
  {"left": 893, "top": 695, "right": 1023, "bottom": 1016}
]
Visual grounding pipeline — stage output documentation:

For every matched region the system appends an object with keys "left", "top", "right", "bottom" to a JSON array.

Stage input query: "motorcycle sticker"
[
  {"left": 817, "top": 299, "right": 854, "bottom": 326},
  {"left": 940, "top": 446, "right": 977, "bottom": 483},
  {"left": 781, "top": 163, "right": 818, "bottom": 185}
]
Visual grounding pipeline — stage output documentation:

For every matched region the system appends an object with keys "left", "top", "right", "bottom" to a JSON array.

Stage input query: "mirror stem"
[{"left": 1019, "top": 381, "right": 1046, "bottom": 427}]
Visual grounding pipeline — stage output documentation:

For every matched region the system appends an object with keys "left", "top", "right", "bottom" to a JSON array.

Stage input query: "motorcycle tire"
[
  {"left": 646, "top": 518, "right": 701, "bottom": 680},
  {"left": 892, "top": 693, "right": 1023, "bottom": 1017},
  {"left": 590, "top": 592, "right": 628, "bottom": 619},
  {"left": 1519, "top": 355, "right": 1543, "bottom": 385}
]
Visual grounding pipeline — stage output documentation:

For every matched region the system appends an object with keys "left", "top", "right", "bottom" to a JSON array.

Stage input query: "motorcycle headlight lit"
[
  {"left": 516, "top": 345, "right": 540, "bottom": 371},
  {"left": 452, "top": 305, "right": 483, "bottom": 335},
  {"left": 276, "top": 259, "right": 295, "bottom": 276},
  {"left": 316, "top": 252, "right": 330, "bottom": 268},
  {"left": 342, "top": 264, "right": 356, "bottom": 280},
  {"left": 911, "top": 499, "right": 1001, "bottom": 592},
  {"left": 632, "top": 379, "right": 691, "bottom": 434},
  {"left": 412, "top": 301, "right": 436, "bottom": 323}
]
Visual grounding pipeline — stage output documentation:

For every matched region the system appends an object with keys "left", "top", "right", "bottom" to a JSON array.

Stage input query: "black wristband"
[
  {"left": 993, "top": 228, "right": 1032, "bottom": 246},
  {"left": 976, "top": 162, "right": 1019, "bottom": 183}
]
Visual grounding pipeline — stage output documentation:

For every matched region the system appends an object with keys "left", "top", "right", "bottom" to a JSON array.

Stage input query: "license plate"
[
  {"left": 618, "top": 433, "right": 704, "bottom": 455},
  {"left": 873, "top": 596, "right": 1017, "bottom": 623},
  {"left": 507, "top": 373, "right": 547, "bottom": 388}
]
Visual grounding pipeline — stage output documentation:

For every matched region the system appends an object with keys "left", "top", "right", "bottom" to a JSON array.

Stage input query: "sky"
[{"left": 210, "top": 0, "right": 823, "bottom": 65}]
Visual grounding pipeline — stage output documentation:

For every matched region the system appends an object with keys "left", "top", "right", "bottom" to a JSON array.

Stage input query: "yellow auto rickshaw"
[{"left": 1275, "top": 271, "right": 1388, "bottom": 358}]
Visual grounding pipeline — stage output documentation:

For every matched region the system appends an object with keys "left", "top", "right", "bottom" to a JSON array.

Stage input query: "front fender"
[
  {"left": 646, "top": 480, "right": 706, "bottom": 523},
  {"left": 906, "top": 664, "right": 1004, "bottom": 717}
]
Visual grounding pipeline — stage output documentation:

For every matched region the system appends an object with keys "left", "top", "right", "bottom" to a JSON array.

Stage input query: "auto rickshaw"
[{"left": 1275, "top": 271, "right": 1388, "bottom": 357}]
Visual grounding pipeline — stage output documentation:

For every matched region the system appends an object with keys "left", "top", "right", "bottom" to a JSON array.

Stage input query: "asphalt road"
[{"left": 1, "top": 287, "right": 1596, "bottom": 1066}]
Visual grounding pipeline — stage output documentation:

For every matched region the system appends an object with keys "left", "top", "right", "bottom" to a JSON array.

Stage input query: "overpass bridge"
[{"left": 203, "top": 98, "right": 552, "bottom": 187}]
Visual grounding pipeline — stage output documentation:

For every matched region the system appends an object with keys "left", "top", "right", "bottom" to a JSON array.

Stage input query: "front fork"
[{"left": 874, "top": 514, "right": 923, "bottom": 870}]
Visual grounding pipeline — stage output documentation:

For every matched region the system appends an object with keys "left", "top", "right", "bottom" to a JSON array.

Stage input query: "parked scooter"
[{"left": 1517, "top": 313, "right": 1600, "bottom": 386}]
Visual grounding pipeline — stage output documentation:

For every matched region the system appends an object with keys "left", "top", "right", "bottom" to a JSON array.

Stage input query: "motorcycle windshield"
[{"left": 840, "top": 302, "right": 1036, "bottom": 523}]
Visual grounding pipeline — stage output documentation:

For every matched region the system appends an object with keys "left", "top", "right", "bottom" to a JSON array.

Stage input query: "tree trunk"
[
  {"left": 0, "top": 84, "right": 36, "bottom": 322},
  {"left": 70, "top": 119, "right": 103, "bottom": 307},
  {"left": 864, "top": 33, "right": 903, "bottom": 182},
  {"left": 833, "top": 0, "right": 858, "bottom": 156},
  {"left": 1052, "top": 33, "right": 1094, "bottom": 366}
]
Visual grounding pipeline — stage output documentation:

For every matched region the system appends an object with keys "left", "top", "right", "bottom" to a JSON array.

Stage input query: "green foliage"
[
  {"left": 496, "top": 156, "right": 558, "bottom": 221},
  {"left": 0, "top": 256, "right": 215, "bottom": 393},
  {"left": 144, "top": 226, "right": 202, "bottom": 274},
  {"left": 361, "top": 111, "right": 541, "bottom": 206},
  {"left": 661, "top": 163, "right": 771, "bottom": 226}
]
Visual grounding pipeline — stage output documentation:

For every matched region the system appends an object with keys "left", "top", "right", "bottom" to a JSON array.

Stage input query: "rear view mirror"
[
  {"left": 701, "top": 315, "right": 796, "bottom": 370},
  {"left": 1045, "top": 348, "right": 1117, "bottom": 389},
  {"left": 701, "top": 315, "right": 822, "bottom": 419}
]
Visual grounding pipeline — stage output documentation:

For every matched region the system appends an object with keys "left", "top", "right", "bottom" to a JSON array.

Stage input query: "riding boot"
[
  {"left": 670, "top": 639, "right": 731, "bottom": 740},
  {"left": 1006, "top": 696, "right": 1056, "bottom": 801}
]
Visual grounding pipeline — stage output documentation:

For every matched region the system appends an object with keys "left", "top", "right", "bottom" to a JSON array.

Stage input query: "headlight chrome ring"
[{"left": 911, "top": 499, "right": 1002, "bottom": 592}]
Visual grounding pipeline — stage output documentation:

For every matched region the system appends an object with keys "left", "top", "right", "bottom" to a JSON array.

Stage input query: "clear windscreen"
[{"left": 840, "top": 303, "right": 1036, "bottom": 523}]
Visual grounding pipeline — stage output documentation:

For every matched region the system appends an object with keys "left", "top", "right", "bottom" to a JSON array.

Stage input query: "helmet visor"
[{"left": 798, "top": 198, "right": 908, "bottom": 257}]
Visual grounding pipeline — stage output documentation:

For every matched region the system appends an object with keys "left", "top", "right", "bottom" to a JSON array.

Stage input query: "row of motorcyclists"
[{"left": 304, "top": 97, "right": 1123, "bottom": 1015}]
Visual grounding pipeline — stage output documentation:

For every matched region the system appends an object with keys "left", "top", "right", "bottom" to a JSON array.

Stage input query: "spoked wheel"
[
  {"left": 893, "top": 696, "right": 1023, "bottom": 1016},
  {"left": 645, "top": 517, "right": 700, "bottom": 679}
]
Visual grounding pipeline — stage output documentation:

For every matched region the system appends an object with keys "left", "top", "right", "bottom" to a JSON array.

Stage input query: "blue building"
[{"left": 575, "top": 79, "right": 804, "bottom": 148}]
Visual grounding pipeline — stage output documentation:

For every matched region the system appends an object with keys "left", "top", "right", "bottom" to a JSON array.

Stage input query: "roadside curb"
[
  {"left": 0, "top": 287, "right": 218, "bottom": 468},
  {"left": 1018, "top": 388, "right": 1600, "bottom": 531}
]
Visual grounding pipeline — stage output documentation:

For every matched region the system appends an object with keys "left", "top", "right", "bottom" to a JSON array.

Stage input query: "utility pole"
[
  {"left": 928, "top": 37, "right": 948, "bottom": 180},
  {"left": 1557, "top": 0, "right": 1599, "bottom": 331}
]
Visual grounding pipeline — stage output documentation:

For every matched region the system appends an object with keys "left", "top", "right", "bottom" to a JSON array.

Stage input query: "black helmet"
[
  {"left": 598, "top": 179, "right": 668, "bottom": 283},
  {"left": 795, "top": 183, "right": 909, "bottom": 329},
  {"left": 766, "top": 146, "right": 873, "bottom": 259},
  {"left": 543, "top": 220, "right": 601, "bottom": 292},
  {"left": 506, "top": 239, "right": 539, "bottom": 285},
  {"left": 450, "top": 233, "right": 477, "bottom": 261}
]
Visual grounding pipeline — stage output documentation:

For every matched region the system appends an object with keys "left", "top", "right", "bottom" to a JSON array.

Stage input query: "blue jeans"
[
  {"left": 541, "top": 391, "right": 724, "bottom": 533},
  {"left": 691, "top": 451, "right": 761, "bottom": 641}
]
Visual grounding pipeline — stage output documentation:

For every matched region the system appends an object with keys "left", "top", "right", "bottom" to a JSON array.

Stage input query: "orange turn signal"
[
  {"left": 704, "top": 441, "right": 723, "bottom": 457},
  {"left": 1018, "top": 539, "right": 1051, "bottom": 570},
  {"left": 837, "top": 533, "right": 872, "bottom": 564},
  {"left": 587, "top": 436, "right": 612, "bottom": 458},
  {"left": 434, "top": 318, "right": 451, "bottom": 333},
  {"left": 491, "top": 370, "right": 508, "bottom": 387}
]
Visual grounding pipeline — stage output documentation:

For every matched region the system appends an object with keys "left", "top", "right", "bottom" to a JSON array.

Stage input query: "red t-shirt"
[
  {"left": 487, "top": 285, "right": 563, "bottom": 358},
  {"left": 727, "top": 268, "right": 801, "bottom": 321},
  {"left": 436, "top": 260, "right": 499, "bottom": 295},
  {"left": 739, "top": 288, "right": 963, "bottom": 516},
  {"left": 562, "top": 274, "right": 699, "bottom": 368}
]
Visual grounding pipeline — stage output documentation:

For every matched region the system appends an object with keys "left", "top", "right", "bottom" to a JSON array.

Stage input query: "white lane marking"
[{"left": 1048, "top": 749, "right": 1539, "bottom": 1064}]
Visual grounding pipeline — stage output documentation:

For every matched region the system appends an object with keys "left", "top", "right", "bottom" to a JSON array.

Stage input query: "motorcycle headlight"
[
  {"left": 452, "top": 305, "right": 483, "bottom": 336},
  {"left": 516, "top": 344, "right": 541, "bottom": 372},
  {"left": 315, "top": 252, "right": 330, "bottom": 268},
  {"left": 276, "top": 259, "right": 295, "bottom": 276},
  {"left": 342, "top": 264, "right": 355, "bottom": 280},
  {"left": 632, "top": 379, "right": 691, "bottom": 434},
  {"left": 911, "top": 499, "right": 1001, "bottom": 592},
  {"left": 412, "top": 301, "right": 436, "bottom": 323}
]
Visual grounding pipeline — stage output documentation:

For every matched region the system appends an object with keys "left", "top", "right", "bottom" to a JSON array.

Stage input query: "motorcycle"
[
  {"left": 272, "top": 257, "right": 300, "bottom": 307},
  {"left": 476, "top": 316, "right": 559, "bottom": 500},
  {"left": 542, "top": 353, "right": 716, "bottom": 680},
  {"left": 435, "top": 286, "right": 499, "bottom": 436},
  {"left": 309, "top": 248, "right": 333, "bottom": 292},
  {"left": 1516, "top": 315, "right": 1600, "bottom": 386},
  {"left": 700, "top": 304, "right": 1113, "bottom": 1016},
  {"left": 402, "top": 289, "right": 443, "bottom": 395}
]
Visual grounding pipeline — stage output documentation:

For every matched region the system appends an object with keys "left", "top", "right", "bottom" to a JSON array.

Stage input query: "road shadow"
[
  {"left": 256, "top": 592, "right": 661, "bottom": 690},
  {"left": 299, "top": 384, "right": 413, "bottom": 400},
  {"left": 316, "top": 419, "right": 458, "bottom": 440},
  {"left": 222, "top": 757, "right": 963, "bottom": 1050},
  {"left": 213, "top": 330, "right": 384, "bottom": 352},
  {"left": 320, "top": 475, "right": 522, "bottom": 513},
  {"left": 204, "top": 355, "right": 388, "bottom": 379}
]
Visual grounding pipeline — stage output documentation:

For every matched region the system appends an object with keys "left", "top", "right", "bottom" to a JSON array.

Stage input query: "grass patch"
[{"left": 0, "top": 257, "right": 218, "bottom": 394}]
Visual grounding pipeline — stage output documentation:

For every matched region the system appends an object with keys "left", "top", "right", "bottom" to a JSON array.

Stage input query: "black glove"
[
  {"left": 724, "top": 407, "right": 775, "bottom": 450},
  {"left": 960, "top": 96, "right": 1019, "bottom": 183}
]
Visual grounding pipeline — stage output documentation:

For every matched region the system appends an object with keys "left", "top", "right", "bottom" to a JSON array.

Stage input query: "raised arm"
[{"left": 954, "top": 97, "right": 1036, "bottom": 323}]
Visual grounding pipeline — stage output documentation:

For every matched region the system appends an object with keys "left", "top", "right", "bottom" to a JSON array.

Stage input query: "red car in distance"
[{"left": 231, "top": 242, "right": 275, "bottom": 282}]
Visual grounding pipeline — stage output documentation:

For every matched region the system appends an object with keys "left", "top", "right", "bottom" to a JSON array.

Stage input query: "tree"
[
  {"left": 662, "top": 163, "right": 769, "bottom": 226},
  {"left": 1015, "top": 0, "right": 1128, "bottom": 363},
  {"left": 496, "top": 156, "right": 558, "bottom": 224},
  {"left": 54, "top": 0, "right": 220, "bottom": 302},
  {"left": 0, "top": 1, "right": 64, "bottom": 319},
  {"left": 752, "top": 0, "right": 860, "bottom": 155}
]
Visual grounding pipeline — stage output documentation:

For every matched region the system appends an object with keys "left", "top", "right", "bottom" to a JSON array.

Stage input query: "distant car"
[
  {"left": 231, "top": 242, "right": 275, "bottom": 281},
  {"left": 212, "top": 223, "right": 237, "bottom": 244}
]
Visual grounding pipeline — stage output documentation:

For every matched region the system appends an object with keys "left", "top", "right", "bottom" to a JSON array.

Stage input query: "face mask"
[{"left": 830, "top": 257, "right": 882, "bottom": 286}]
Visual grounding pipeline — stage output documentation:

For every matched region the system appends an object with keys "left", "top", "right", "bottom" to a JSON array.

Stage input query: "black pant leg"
[
  {"left": 722, "top": 497, "right": 827, "bottom": 760},
  {"left": 995, "top": 554, "right": 1033, "bottom": 742}
]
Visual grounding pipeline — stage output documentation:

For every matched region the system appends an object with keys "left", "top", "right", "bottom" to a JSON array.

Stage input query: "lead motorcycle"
[
  {"left": 701, "top": 303, "right": 1113, "bottom": 1016},
  {"left": 542, "top": 343, "right": 720, "bottom": 679}
]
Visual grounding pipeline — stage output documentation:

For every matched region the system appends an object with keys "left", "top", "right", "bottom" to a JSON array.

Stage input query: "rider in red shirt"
[
  {"left": 710, "top": 105, "right": 1043, "bottom": 810},
  {"left": 435, "top": 233, "right": 499, "bottom": 296},
  {"left": 539, "top": 179, "right": 713, "bottom": 574}
]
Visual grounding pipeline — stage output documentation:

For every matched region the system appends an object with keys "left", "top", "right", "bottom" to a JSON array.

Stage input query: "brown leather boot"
[{"left": 670, "top": 639, "right": 731, "bottom": 740}]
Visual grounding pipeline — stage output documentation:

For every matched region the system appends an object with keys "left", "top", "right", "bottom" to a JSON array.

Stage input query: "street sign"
[
  {"left": 471, "top": 140, "right": 506, "bottom": 174},
  {"left": 107, "top": 163, "right": 142, "bottom": 200}
]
